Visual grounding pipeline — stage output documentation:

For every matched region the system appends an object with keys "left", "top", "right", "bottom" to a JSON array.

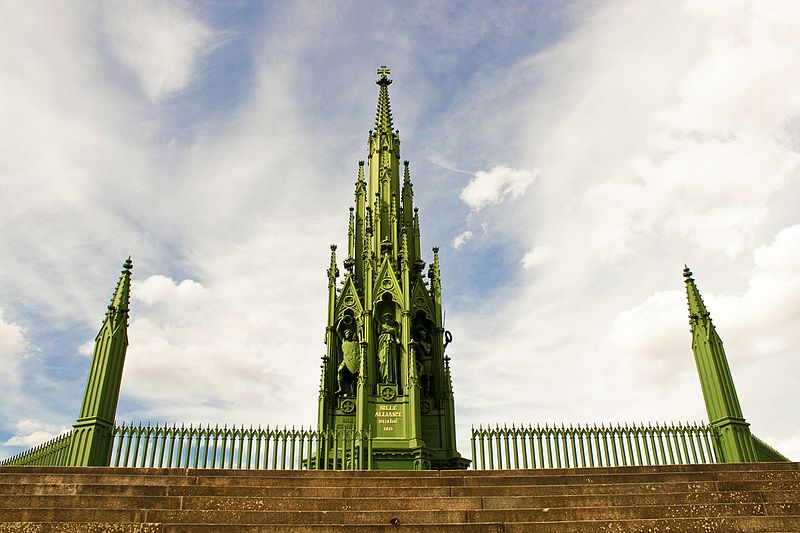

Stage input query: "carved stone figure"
[
  {"left": 377, "top": 312, "right": 399, "bottom": 383},
  {"left": 336, "top": 328, "right": 360, "bottom": 397}
]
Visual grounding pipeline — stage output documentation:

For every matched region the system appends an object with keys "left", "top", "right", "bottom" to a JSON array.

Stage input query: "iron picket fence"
[
  {"left": 110, "top": 423, "right": 373, "bottom": 470},
  {"left": 0, "top": 430, "right": 73, "bottom": 466},
  {"left": 471, "top": 422, "right": 718, "bottom": 469}
]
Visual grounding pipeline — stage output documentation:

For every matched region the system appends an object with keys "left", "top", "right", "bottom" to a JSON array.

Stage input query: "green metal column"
[
  {"left": 67, "top": 257, "right": 132, "bottom": 466},
  {"left": 683, "top": 266, "right": 756, "bottom": 463}
]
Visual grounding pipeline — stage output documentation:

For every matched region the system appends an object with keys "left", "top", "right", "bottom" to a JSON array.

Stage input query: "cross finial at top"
[{"left": 376, "top": 65, "right": 392, "bottom": 86}]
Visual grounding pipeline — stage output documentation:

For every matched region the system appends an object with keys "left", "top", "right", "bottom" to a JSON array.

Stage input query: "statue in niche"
[
  {"left": 336, "top": 326, "right": 360, "bottom": 397},
  {"left": 412, "top": 326, "right": 433, "bottom": 397},
  {"left": 377, "top": 312, "right": 399, "bottom": 384}
]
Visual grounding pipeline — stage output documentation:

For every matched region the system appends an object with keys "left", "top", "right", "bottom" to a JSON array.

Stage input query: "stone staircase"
[{"left": 1, "top": 462, "right": 798, "bottom": 532}]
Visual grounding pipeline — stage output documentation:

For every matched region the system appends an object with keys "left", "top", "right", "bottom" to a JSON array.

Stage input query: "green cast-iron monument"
[
  {"left": 0, "top": 66, "right": 790, "bottom": 471},
  {"left": 317, "top": 66, "right": 469, "bottom": 470}
]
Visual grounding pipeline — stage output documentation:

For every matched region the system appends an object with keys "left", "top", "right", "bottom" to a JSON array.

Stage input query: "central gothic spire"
[{"left": 317, "top": 67, "right": 468, "bottom": 470}]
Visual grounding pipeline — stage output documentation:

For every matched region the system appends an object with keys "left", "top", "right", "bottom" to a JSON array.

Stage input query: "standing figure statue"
[
  {"left": 336, "top": 328, "right": 360, "bottom": 397},
  {"left": 413, "top": 327, "right": 433, "bottom": 397},
  {"left": 377, "top": 312, "right": 399, "bottom": 383}
]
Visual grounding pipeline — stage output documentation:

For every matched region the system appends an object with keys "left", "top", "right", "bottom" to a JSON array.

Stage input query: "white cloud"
[
  {"left": 2, "top": 419, "right": 68, "bottom": 449},
  {"left": 459, "top": 166, "right": 538, "bottom": 211},
  {"left": 451, "top": 230, "right": 474, "bottom": 249},
  {"left": 0, "top": 309, "right": 27, "bottom": 406},
  {"left": 520, "top": 246, "right": 551, "bottom": 270},
  {"left": 0, "top": 309, "right": 25, "bottom": 363},
  {"left": 102, "top": 1, "right": 217, "bottom": 102},
  {"left": 135, "top": 275, "right": 207, "bottom": 315}
]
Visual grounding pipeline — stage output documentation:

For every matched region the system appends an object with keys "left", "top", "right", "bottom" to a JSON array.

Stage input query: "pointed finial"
[
  {"left": 684, "top": 264, "right": 709, "bottom": 320},
  {"left": 403, "top": 160, "right": 411, "bottom": 185},
  {"left": 429, "top": 246, "right": 441, "bottom": 285},
  {"left": 376, "top": 65, "right": 392, "bottom": 86},
  {"left": 374, "top": 66, "right": 394, "bottom": 132},
  {"left": 108, "top": 256, "right": 133, "bottom": 322},
  {"left": 327, "top": 244, "right": 339, "bottom": 283},
  {"left": 348, "top": 208, "right": 355, "bottom": 243}
]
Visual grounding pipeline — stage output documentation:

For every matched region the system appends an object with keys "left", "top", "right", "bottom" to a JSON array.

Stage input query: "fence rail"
[
  {"left": 110, "top": 423, "right": 372, "bottom": 470},
  {"left": 471, "top": 422, "right": 718, "bottom": 470},
  {"left": 0, "top": 430, "right": 72, "bottom": 466}
]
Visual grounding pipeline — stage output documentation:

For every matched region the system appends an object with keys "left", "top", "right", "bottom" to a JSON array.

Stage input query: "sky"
[{"left": 1, "top": 0, "right": 798, "bottom": 462}]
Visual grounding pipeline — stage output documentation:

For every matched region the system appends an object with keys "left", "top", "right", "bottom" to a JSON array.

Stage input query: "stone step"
[
  {"left": 3, "top": 502, "right": 793, "bottom": 525},
  {"left": 6, "top": 519, "right": 800, "bottom": 533},
  {"left": 146, "top": 503, "right": 798, "bottom": 524},
  {"left": 2, "top": 469, "right": 798, "bottom": 490},
  {"left": 4, "top": 462, "right": 796, "bottom": 476},
  {"left": 0, "top": 525, "right": 162, "bottom": 533},
  {"left": 4, "top": 490, "right": 795, "bottom": 512},
  {"left": 4, "top": 479, "right": 800, "bottom": 499},
  {"left": 179, "top": 491, "right": 768, "bottom": 511},
  {"left": 2, "top": 463, "right": 797, "bottom": 480}
]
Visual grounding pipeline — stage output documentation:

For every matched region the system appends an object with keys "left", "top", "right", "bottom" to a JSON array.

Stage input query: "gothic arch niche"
[{"left": 375, "top": 293, "right": 401, "bottom": 389}]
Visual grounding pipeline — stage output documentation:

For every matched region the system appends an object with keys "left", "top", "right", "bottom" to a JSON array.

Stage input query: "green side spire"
[
  {"left": 67, "top": 257, "right": 133, "bottom": 466},
  {"left": 684, "top": 266, "right": 756, "bottom": 463}
]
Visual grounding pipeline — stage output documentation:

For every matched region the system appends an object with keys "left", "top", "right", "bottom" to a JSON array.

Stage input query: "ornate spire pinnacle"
[
  {"left": 375, "top": 66, "right": 394, "bottom": 133},
  {"left": 403, "top": 160, "right": 411, "bottom": 186},
  {"left": 107, "top": 256, "right": 133, "bottom": 325},
  {"left": 401, "top": 232, "right": 409, "bottom": 269},
  {"left": 357, "top": 160, "right": 365, "bottom": 184},
  {"left": 429, "top": 246, "right": 441, "bottom": 293},
  {"left": 327, "top": 245, "right": 339, "bottom": 286},
  {"left": 683, "top": 265, "right": 709, "bottom": 321}
]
